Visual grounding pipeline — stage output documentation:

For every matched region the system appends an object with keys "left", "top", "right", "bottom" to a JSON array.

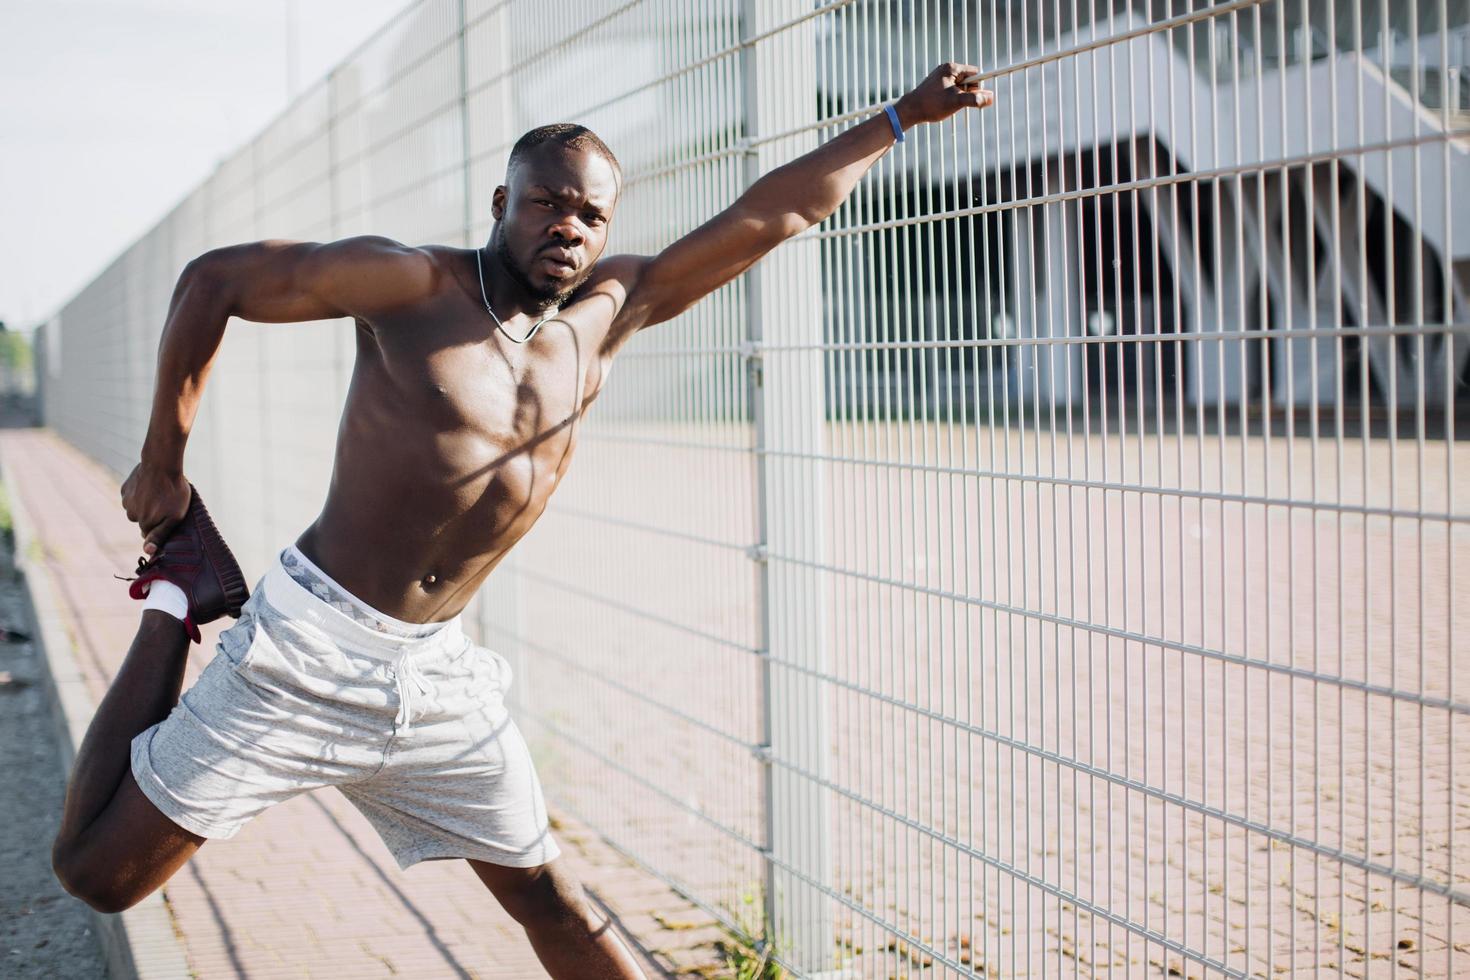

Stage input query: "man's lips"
[{"left": 541, "top": 252, "right": 577, "bottom": 277}]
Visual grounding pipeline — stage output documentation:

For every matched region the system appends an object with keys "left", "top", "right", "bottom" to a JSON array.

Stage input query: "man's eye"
[{"left": 584, "top": 214, "right": 605, "bottom": 226}]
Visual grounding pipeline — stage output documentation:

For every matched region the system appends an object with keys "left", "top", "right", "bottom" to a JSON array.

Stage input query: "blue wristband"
[{"left": 884, "top": 104, "right": 905, "bottom": 143}]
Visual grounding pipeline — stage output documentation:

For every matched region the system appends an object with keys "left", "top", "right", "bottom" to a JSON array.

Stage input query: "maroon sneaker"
[{"left": 125, "top": 484, "right": 249, "bottom": 643}]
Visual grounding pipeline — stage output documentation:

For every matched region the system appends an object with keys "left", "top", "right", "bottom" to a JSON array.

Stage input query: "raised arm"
[
  {"left": 609, "top": 63, "right": 994, "bottom": 339},
  {"left": 123, "top": 236, "right": 437, "bottom": 552}
]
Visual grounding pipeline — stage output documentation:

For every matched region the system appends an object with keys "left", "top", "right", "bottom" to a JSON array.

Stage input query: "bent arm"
[
  {"left": 140, "top": 236, "right": 435, "bottom": 474},
  {"left": 612, "top": 62, "right": 994, "bottom": 336}
]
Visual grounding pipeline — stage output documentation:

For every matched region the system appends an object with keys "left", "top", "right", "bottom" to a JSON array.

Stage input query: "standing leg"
[
  {"left": 51, "top": 611, "right": 206, "bottom": 912},
  {"left": 471, "top": 858, "right": 647, "bottom": 979}
]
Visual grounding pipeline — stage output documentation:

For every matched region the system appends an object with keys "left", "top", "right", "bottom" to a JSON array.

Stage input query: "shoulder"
[
  {"left": 571, "top": 253, "right": 650, "bottom": 301},
  {"left": 328, "top": 236, "right": 442, "bottom": 282},
  {"left": 589, "top": 253, "right": 652, "bottom": 284},
  {"left": 304, "top": 237, "right": 447, "bottom": 311},
  {"left": 572, "top": 254, "right": 656, "bottom": 355}
]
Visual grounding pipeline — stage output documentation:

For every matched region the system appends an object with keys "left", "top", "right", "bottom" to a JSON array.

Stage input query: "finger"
[
  {"left": 951, "top": 86, "right": 994, "bottom": 108},
  {"left": 141, "top": 519, "right": 174, "bottom": 556}
]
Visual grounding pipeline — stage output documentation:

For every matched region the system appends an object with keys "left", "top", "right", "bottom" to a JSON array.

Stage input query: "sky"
[{"left": 0, "top": 0, "right": 409, "bottom": 331}]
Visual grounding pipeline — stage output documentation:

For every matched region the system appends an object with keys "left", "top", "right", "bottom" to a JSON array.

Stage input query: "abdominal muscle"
[{"left": 293, "top": 364, "right": 581, "bottom": 625}]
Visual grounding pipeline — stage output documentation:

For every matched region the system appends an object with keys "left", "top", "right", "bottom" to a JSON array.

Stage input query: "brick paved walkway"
[{"left": 1, "top": 428, "right": 725, "bottom": 979}]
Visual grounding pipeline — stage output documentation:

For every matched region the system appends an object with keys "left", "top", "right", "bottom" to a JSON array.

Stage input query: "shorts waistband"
[
  {"left": 280, "top": 545, "right": 444, "bottom": 638},
  {"left": 256, "top": 557, "right": 465, "bottom": 662}
]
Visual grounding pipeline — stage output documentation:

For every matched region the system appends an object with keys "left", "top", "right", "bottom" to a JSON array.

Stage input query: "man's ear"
[{"left": 491, "top": 185, "right": 507, "bottom": 221}]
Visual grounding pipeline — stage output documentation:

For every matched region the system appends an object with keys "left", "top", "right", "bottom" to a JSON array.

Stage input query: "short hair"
[{"left": 507, "top": 124, "right": 622, "bottom": 186}]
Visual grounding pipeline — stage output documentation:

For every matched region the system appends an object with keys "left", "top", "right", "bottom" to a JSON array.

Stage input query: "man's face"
[{"left": 491, "top": 144, "right": 619, "bottom": 311}]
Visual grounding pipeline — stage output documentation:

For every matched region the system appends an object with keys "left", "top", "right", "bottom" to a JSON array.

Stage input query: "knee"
[
  {"left": 499, "top": 866, "right": 589, "bottom": 930},
  {"left": 52, "top": 838, "right": 137, "bottom": 915}
]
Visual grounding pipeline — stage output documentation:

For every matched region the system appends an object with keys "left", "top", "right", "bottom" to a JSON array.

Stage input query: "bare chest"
[{"left": 375, "top": 316, "right": 607, "bottom": 458}]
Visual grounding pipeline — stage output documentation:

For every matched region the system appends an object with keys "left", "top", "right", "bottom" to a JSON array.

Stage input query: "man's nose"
[{"left": 549, "top": 218, "right": 583, "bottom": 245}]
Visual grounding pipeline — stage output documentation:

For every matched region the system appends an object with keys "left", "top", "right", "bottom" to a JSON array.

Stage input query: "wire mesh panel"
[
  {"left": 792, "top": 1, "right": 1468, "bottom": 975},
  {"left": 466, "top": 0, "right": 770, "bottom": 926},
  {"left": 36, "top": 0, "right": 1469, "bottom": 976}
]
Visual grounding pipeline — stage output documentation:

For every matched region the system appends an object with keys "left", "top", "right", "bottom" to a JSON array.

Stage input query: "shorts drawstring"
[{"left": 393, "top": 653, "right": 434, "bottom": 735}]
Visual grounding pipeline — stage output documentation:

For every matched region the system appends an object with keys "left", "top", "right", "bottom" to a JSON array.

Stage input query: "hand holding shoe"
[{"left": 120, "top": 462, "right": 191, "bottom": 557}]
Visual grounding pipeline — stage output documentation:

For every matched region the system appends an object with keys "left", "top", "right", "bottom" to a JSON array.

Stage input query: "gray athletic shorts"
[{"left": 130, "top": 548, "right": 560, "bottom": 870}]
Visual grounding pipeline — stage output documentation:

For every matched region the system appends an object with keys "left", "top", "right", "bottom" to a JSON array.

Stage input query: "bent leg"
[
  {"left": 471, "top": 857, "right": 646, "bottom": 979},
  {"left": 52, "top": 611, "right": 205, "bottom": 912}
]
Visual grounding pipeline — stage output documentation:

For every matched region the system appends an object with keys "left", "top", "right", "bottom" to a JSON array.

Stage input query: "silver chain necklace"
[{"left": 475, "top": 247, "right": 558, "bottom": 344}]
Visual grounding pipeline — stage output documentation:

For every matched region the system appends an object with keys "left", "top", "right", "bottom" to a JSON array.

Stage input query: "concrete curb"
[{"left": 2, "top": 454, "right": 194, "bottom": 980}]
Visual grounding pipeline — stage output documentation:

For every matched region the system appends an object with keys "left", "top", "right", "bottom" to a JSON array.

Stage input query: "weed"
[{"left": 715, "top": 889, "right": 785, "bottom": 980}]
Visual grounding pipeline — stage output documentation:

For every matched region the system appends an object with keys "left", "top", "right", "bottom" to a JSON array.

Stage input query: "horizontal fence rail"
[{"left": 37, "top": 0, "right": 1470, "bottom": 976}]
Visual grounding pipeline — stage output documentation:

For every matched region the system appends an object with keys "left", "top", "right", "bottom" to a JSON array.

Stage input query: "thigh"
[
  {"left": 130, "top": 619, "right": 376, "bottom": 841},
  {"left": 343, "top": 646, "right": 561, "bottom": 869},
  {"left": 346, "top": 687, "right": 560, "bottom": 869},
  {"left": 59, "top": 771, "right": 206, "bottom": 910}
]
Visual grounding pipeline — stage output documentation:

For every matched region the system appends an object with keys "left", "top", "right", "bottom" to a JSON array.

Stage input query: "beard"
[{"left": 493, "top": 231, "right": 595, "bottom": 312}]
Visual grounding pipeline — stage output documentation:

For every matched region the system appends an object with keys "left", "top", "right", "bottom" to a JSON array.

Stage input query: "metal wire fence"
[{"left": 36, "top": 0, "right": 1469, "bottom": 975}]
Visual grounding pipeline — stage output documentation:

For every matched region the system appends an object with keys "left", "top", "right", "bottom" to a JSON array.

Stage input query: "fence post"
[
  {"left": 740, "top": 0, "right": 832, "bottom": 971},
  {"left": 458, "top": 0, "right": 473, "bottom": 252},
  {"left": 460, "top": 3, "right": 531, "bottom": 708}
]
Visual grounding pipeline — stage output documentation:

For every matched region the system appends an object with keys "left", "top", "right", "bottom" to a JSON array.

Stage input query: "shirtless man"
[{"left": 50, "top": 63, "right": 993, "bottom": 977}]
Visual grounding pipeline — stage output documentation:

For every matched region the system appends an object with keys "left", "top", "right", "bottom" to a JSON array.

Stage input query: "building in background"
[{"left": 816, "top": 0, "right": 1469, "bottom": 421}]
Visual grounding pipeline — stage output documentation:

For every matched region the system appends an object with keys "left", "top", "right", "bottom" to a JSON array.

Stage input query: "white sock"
[{"left": 141, "top": 580, "right": 190, "bottom": 622}]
